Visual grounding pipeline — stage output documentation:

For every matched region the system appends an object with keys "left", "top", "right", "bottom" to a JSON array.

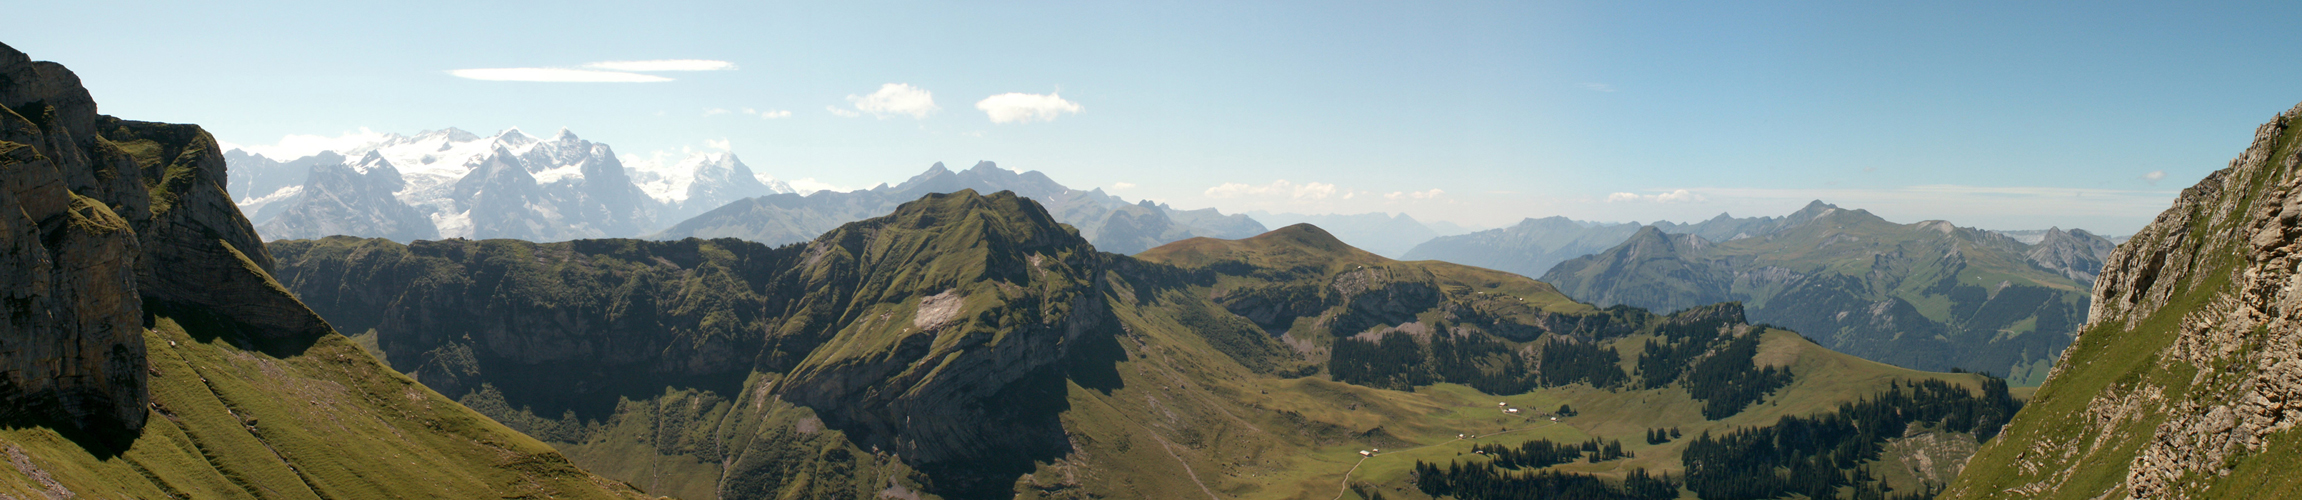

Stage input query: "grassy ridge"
[{"left": 0, "top": 318, "right": 653, "bottom": 499}]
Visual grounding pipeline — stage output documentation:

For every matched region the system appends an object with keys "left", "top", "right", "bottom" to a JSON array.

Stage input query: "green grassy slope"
[
  {"left": 1943, "top": 103, "right": 2302, "bottom": 500},
  {"left": 0, "top": 319, "right": 655, "bottom": 499},
  {"left": 270, "top": 192, "right": 2014, "bottom": 499}
]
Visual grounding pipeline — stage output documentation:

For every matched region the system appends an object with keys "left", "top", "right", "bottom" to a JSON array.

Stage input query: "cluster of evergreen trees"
[
  {"left": 1681, "top": 377, "right": 2021, "bottom": 499},
  {"left": 1538, "top": 340, "right": 1627, "bottom": 387},
  {"left": 1683, "top": 334, "right": 1795, "bottom": 419},
  {"left": 1580, "top": 438, "right": 1631, "bottom": 462},
  {"left": 1643, "top": 427, "right": 1681, "bottom": 445},
  {"left": 1635, "top": 317, "right": 1793, "bottom": 419},
  {"left": 1413, "top": 461, "right": 1679, "bottom": 500},
  {"left": 1633, "top": 316, "right": 1737, "bottom": 387},
  {"left": 1328, "top": 332, "right": 1630, "bottom": 394},
  {"left": 1471, "top": 439, "right": 1582, "bottom": 469}
]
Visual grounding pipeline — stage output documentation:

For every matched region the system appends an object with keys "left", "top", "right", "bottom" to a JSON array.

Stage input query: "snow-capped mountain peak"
[
  {"left": 229, "top": 126, "right": 808, "bottom": 242},
  {"left": 491, "top": 127, "right": 539, "bottom": 149}
]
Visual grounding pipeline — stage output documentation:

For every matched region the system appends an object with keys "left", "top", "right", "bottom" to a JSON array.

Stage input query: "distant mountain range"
[
  {"left": 1405, "top": 204, "right": 2122, "bottom": 283},
  {"left": 1403, "top": 217, "right": 1645, "bottom": 278},
  {"left": 1244, "top": 210, "right": 1471, "bottom": 258},
  {"left": 230, "top": 127, "right": 781, "bottom": 241},
  {"left": 227, "top": 138, "right": 1265, "bottom": 254},
  {"left": 1537, "top": 201, "right": 2119, "bottom": 383},
  {"left": 653, "top": 160, "right": 1266, "bottom": 254}
]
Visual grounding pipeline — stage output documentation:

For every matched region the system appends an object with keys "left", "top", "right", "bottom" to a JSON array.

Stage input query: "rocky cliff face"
[
  {"left": 1946, "top": 102, "right": 2302, "bottom": 499},
  {"left": 0, "top": 42, "right": 653, "bottom": 500},
  {"left": 1, "top": 41, "right": 327, "bottom": 432}
]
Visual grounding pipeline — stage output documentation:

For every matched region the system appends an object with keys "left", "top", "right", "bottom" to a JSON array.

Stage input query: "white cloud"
[
  {"left": 734, "top": 108, "right": 792, "bottom": 119},
  {"left": 1607, "top": 189, "right": 1705, "bottom": 203},
  {"left": 704, "top": 108, "right": 732, "bottom": 115},
  {"left": 705, "top": 138, "right": 731, "bottom": 151},
  {"left": 786, "top": 178, "right": 850, "bottom": 195},
  {"left": 1112, "top": 182, "right": 1137, "bottom": 191},
  {"left": 1582, "top": 82, "right": 1617, "bottom": 92},
  {"left": 583, "top": 59, "right": 738, "bottom": 71},
  {"left": 827, "top": 105, "right": 861, "bottom": 118},
  {"left": 227, "top": 127, "right": 393, "bottom": 160},
  {"left": 448, "top": 68, "right": 672, "bottom": 82},
  {"left": 1203, "top": 180, "right": 1341, "bottom": 200},
  {"left": 1385, "top": 189, "right": 1444, "bottom": 200},
  {"left": 848, "top": 83, "right": 938, "bottom": 119},
  {"left": 976, "top": 92, "right": 1083, "bottom": 123},
  {"left": 2142, "top": 170, "right": 2166, "bottom": 184}
]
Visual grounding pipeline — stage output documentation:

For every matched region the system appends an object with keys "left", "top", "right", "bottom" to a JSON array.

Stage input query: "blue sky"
[{"left": 14, "top": 0, "right": 2302, "bottom": 234}]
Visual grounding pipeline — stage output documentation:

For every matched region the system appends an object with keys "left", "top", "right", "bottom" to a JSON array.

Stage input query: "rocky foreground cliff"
[
  {"left": 0, "top": 41, "right": 651, "bottom": 498},
  {"left": 1945, "top": 103, "right": 2302, "bottom": 499}
]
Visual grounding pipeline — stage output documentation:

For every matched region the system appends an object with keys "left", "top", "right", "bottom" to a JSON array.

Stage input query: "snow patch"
[{"left": 236, "top": 185, "right": 303, "bottom": 210}]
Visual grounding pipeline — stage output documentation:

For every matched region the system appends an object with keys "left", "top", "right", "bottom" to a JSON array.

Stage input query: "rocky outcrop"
[
  {"left": 1, "top": 40, "right": 336, "bottom": 434},
  {"left": 2109, "top": 104, "right": 2302, "bottom": 498},
  {"left": 1947, "top": 102, "right": 2302, "bottom": 499}
]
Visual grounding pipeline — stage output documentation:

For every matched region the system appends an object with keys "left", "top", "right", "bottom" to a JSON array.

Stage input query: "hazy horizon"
[{"left": 18, "top": 1, "right": 2302, "bottom": 234}]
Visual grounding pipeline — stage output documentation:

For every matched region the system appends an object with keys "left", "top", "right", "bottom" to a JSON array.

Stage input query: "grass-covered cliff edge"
[{"left": 1944, "top": 103, "right": 2302, "bottom": 499}]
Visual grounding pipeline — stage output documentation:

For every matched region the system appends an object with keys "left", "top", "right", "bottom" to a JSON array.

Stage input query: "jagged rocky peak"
[
  {"left": 1947, "top": 101, "right": 2302, "bottom": 498},
  {"left": 0, "top": 41, "right": 332, "bottom": 433}
]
